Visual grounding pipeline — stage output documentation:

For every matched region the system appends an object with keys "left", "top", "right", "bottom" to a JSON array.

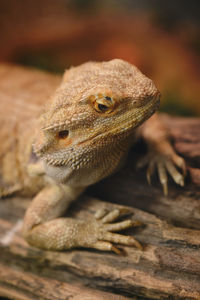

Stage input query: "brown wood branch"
[
  {"left": 0, "top": 263, "right": 129, "bottom": 300},
  {"left": 0, "top": 64, "right": 200, "bottom": 299},
  {"left": 1, "top": 196, "right": 200, "bottom": 299}
]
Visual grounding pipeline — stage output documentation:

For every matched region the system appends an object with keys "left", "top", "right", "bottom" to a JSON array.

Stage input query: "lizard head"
[{"left": 34, "top": 59, "right": 160, "bottom": 169}]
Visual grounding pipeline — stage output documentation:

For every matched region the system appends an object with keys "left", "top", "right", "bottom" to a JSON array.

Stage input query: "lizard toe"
[
  {"left": 165, "top": 160, "right": 185, "bottom": 187},
  {"left": 95, "top": 208, "right": 108, "bottom": 220},
  {"left": 146, "top": 160, "right": 155, "bottom": 185},
  {"left": 90, "top": 241, "right": 121, "bottom": 253},
  {"left": 104, "top": 219, "right": 142, "bottom": 232},
  {"left": 157, "top": 161, "right": 168, "bottom": 196},
  {"left": 103, "top": 232, "right": 142, "bottom": 250}
]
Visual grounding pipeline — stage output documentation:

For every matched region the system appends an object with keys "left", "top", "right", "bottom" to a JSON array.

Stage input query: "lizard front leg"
[
  {"left": 138, "top": 113, "right": 186, "bottom": 195},
  {"left": 23, "top": 184, "right": 142, "bottom": 253},
  {"left": 22, "top": 184, "right": 84, "bottom": 249}
]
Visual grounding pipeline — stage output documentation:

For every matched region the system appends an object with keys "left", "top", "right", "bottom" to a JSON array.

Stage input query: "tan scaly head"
[{"left": 33, "top": 59, "right": 160, "bottom": 182}]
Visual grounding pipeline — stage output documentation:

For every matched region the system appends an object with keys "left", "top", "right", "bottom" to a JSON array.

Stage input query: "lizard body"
[{"left": 0, "top": 60, "right": 185, "bottom": 253}]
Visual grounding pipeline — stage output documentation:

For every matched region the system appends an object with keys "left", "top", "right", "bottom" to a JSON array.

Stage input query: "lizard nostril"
[{"left": 58, "top": 130, "right": 69, "bottom": 139}]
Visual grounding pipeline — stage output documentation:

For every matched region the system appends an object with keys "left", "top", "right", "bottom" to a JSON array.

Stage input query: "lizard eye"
[
  {"left": 57, "top": 130, "right": 69, "bottom": 139},
  {"left": 90, "top": 93, "right": 115, "bottom": 114},
  {"left": 97, "top": 103, "right": 109, "bottom": 112}
]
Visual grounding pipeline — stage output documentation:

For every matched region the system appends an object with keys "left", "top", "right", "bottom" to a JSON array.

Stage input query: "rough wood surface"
[{"left": 0, "top": 64, "right": 200, "bottom": 299}]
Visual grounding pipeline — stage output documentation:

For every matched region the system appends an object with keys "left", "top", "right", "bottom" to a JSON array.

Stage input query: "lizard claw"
[
  {"left": 146, "top": 160, "right": 155, "bottom": 186},
  {"left": 138, "top": 151, "right": 186, "bottom": 195},
  {"left": 89, "top": 208, "right": 143, "bottom": 253}
]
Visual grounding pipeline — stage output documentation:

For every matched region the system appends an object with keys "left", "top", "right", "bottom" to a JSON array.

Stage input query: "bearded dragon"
[{"left": 0, "top": 59, "right": 185, "bottom": 253}]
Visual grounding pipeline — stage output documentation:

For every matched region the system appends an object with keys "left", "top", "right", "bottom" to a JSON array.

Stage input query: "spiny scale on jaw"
[
  {"left": 42, "top": 123, "right": 67, "bottom": 132},
  {"left": 45, "top": 157, "right": 65, "bottom": 166},
  {"left": 34, "top": 59, "right": 160, "bottom": 169}
]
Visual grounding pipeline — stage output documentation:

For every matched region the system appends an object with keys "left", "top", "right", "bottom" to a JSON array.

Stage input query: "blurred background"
[{"left": 0, "top": 0, "right": 199, "bottom": 115}]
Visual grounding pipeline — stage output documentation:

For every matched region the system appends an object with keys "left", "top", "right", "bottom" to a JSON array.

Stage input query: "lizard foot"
[
  {"left": 87, "top": 208, "right": 142, "bottom": 254},
  {"left": 137, "top": 151, "right": 186, "bottom": 195}
]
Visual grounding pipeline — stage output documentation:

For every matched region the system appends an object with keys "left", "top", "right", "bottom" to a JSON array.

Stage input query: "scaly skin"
[{"left": 0, "top": 60, "right": 185, "bottom": 253}]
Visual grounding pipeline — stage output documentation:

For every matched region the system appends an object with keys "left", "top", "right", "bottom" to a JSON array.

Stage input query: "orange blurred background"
[{"left": 0, "top": 0, "right": 199, "bottom": 115}]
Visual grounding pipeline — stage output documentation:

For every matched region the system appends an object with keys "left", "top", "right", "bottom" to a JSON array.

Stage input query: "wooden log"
[
  {"left": 0, "top": 64, "right": 200, "bottom": 299},
  {"left": 0, "top": 263, "right": 129, "bottom": 300}
]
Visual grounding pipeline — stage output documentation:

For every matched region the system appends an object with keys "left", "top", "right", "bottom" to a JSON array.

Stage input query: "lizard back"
[{"left": 0, "top": 64, "right": 60, "bottom": 195}]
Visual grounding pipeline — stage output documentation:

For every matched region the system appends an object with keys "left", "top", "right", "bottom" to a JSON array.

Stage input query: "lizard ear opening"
[{"left": 57, "top": 130, "right": 69, "bottom": 139}]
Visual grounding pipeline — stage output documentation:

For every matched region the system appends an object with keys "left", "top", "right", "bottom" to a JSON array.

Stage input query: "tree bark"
[{"left": 0, "top": 64, "right": 200, "bottom": 299}]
